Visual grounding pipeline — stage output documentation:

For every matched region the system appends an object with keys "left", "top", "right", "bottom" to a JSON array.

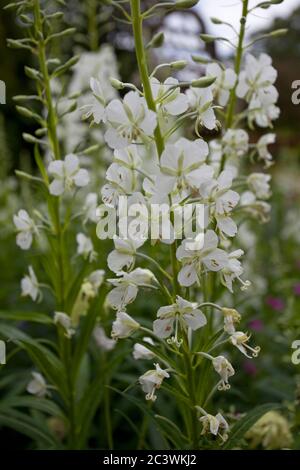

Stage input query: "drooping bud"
[{"left": 110, "top": 77, "right": 125, "bottom": 90}]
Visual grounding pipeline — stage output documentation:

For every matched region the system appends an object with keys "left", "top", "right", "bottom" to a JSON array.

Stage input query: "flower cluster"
[{"left": 82, "top": 3, "right": 282, "bottom": 440}]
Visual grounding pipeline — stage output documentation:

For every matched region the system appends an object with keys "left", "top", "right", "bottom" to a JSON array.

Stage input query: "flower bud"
[
  {"left": 211, "top": 17, "right": 223, "bottom": 24},
  {"left": 175, "top": 0, "right": 199, "bottom": 8},
  {"left": 270, "top": 28, "right": 288, "bottom": 37},
  {"left": 200, "top": 34, "right": 216, "bottom": 43},
  {"left": 192, "top": 55, "right": 211, "bottom": 64},
  {"left": 147, "top": 32, "right": 164, "bottom": 49},
  {"left": 192, "top": 76, "right": 216, "bottom": 88},
  {"left": 110, "top": 77, "right": 125, "bottom": 90},
  {"left": 170, "top": 60, "right": 188, "bottom": 70}
]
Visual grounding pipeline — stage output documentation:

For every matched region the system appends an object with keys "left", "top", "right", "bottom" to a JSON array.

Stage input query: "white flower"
[
  {"left": 236, "top": 53, "right": 277, "bottom": 104},
  {"left": 93, "top": 326, "right": 115, "bottom": 351},
  {"left": 105, "top": 91, "right": 157, "bottom": 149},
  {"left": 27, "top": 372, "right": 48, "bottom": 397},
  {"left": 151, "top": 77, "right": 188, "bottom": 116},
  {"left": 84, "top": 77, "right": 107, "bottom": 124},
  {"left": 221, "top": 307, "right": 241, "bottom": 335},
  {"left": 48, "top": 154, "right": 90, "bottom": 196},
  {"left": 111, "top": 311, "right": 140, "bottom": 339},
  {"left": 220, "top": 249, "right": 249, "bottom": 293},
  {"left": 153, "top": 295, "right": 207, "bottom": 344},
  {"left": 202, "top": 169, "right": 240, "bottom": 237},
  {"left": 176, "top": 230, "right": 227, "bottom": 287},
  {"left": 256, "top": 134, "right": 275, "bottom": 168},
  {"left": 107, "top": 268, "right": 156, "bottom": 311},
  {"left": 83, "top": 193, "right": 98, "bottom": 223},
  {"left": 101, "top": 163, "right": 136, "bottom": 207},
  {"left": 157, "top": 137, "right": 213, "bottom": 197},
  {"left": 139, "top": 363, "right": 170, "bottom": 402},
  {"left": 212, "top": 356, "right": 235, "bottom": 390},
  {"left": 113, "top": 145, "right": 141, "bottom": 171},
  {"left": 21, "top": 266, "right": 41, "bottom": 302},
  {"left": 13, "top": 209, "right": 37, "bottom": 250},
  {"left": 206, "top": 63, "right": 236, "bottom": 106},
  {"left": 247, "top": 173, "right": 271, "bottom": 200},
  {"left": 240, "top": 191, "right": 271, "bottom": 222},
  {"left": 54, "top": 311, "right": 75, "bottom": 338},
  {"left": 107, "top": 236, "right": 145, "bottom": 273},
  {"left": 76, "top": 233, "right": 97, "bottom": 262},
  {"left": 223, "top": 129, "right": 249, "bottom": 160},
  {"left": 81, "top": 269, "right": 105, "bottom": 299},
  {"left": 186, "top": 86, "right": 216, "bottom": 130},
  {"left": 199, "top": 412, "right": 229, "bottom": 441},
  {"left": 236, "top": 54, "right": 279, "bottom": 128},
  {"left": 133, "top": 337, "right": 155, "bottom": 360},
  {"left": 248, "top": 90, "right": 280, "bottom": 128},
  {"left": 230, "top": 331, "right": 260, "bottom": 358}
]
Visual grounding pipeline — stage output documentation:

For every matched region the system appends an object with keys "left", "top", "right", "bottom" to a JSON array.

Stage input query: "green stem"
[
  {"left": 87, "top": 0, "right": 99, "bottom": 51},
  {"left": 33, "top": 0, "right": 60, "bottom": 161},
  {"left": 183, "top": 345, "right": 199, "bottom": 449},
  {"left": 33, "top": 0, "right": 76, "bottom": 449},
  {"left": 104, "top": 378, "right": 113, "bottom": 449},
  {"left": 220, "top": 0, "right": 249, "bottom": 172},
  {"left": 130, "top": 0, "right": 164, "bottom": 157}
]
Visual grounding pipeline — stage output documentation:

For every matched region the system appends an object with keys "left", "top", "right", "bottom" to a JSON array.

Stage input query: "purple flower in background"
[
  {"left": 266, "top": 296, "right": 285, "bottom": 311},
  {"left": 243, "top": 360, "right": 257, "bottom": 376},
  {"left": 248, "top": 318, "right": 264, "bottom": 332},
  {"left": 294, "top": 283, "right": 300, "bottom": 296}
]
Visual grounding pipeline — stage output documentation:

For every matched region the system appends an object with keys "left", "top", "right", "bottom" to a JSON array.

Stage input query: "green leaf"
[
  {"left": 0, "top": 311, "right": 52, "bottom": 324},
  {"left": 34, "top": 145, "right": 49, "bottom": 184},
  {"left": 155, "top": 414, "right": 189, "bottom": 448},
  {"left": 72, "top": 286, "right": 107, "bottom": 380},
  {"left": 107, "top": 386, "right": 167, "bottom": 447},
  {"left": 77, "top": 373, "right": 105, "bottom": 448},
  {"left": 17, "top": 339, "right": 68, "bottom": 402},
  {"left": 223, "top": 403, "right": 282, "bottom": 449},
  {"left": 0, "top": 396, "right": 65, "bottom": 419},
  {"left": 0, "top": 326, "right": 68, "bottom": 403},
  {"left": 0, "top": 409, "right": 59, "bottom": 448}
]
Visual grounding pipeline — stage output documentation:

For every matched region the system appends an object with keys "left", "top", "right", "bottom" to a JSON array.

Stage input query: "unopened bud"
[
  {"left": 270, "top": 28, "right": 288, "bottom": 37},
  {"left": 192, "top": 76, "right": 216, "bottom": 88},
  {"left": 200, "top": 34, "right": 216, "bottom": 43},
  {"left": 110, "top": 78, "right": 125, "bottom": 90},
  {"left": 211, "top": 17, "right": 223, "bottom": 24},
  {"left": 175, "top": 0, "right": 199, "bottom": 8},
  {"left": 191, "top": 55, "right": 211, "bottom": 64},
  {"left": 170, "top": 60, "right": 188, "bottom": 70},
  {"left": 147, "top": 32, "right": 164, "bottom": 49}
]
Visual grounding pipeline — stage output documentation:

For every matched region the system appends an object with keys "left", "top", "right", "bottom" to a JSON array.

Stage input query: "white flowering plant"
[{"left": 0, "top": 0, "right": 296, "bottom": 452}]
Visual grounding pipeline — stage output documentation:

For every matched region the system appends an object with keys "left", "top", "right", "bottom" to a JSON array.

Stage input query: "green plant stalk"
[
  {"left": 130, "top": 0, "right": 201, "bottom": 446},
  {"left": 88, "top": 0, "right": 99, "bottom": 51},
  {"left": 33, "top": 0, "right": 60, "bottom": 162},
  {"left": 182, "top": 342, "right": 199, "bottom": 449},
  {"left": 33, "top": 0, "right": 76, "bottom": 449},
  {"left": 130, "top": 0, "right": 164, "bottom": 158},
  {"left": 220, "top": 0, "right": 249, "bottom": 172}
]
